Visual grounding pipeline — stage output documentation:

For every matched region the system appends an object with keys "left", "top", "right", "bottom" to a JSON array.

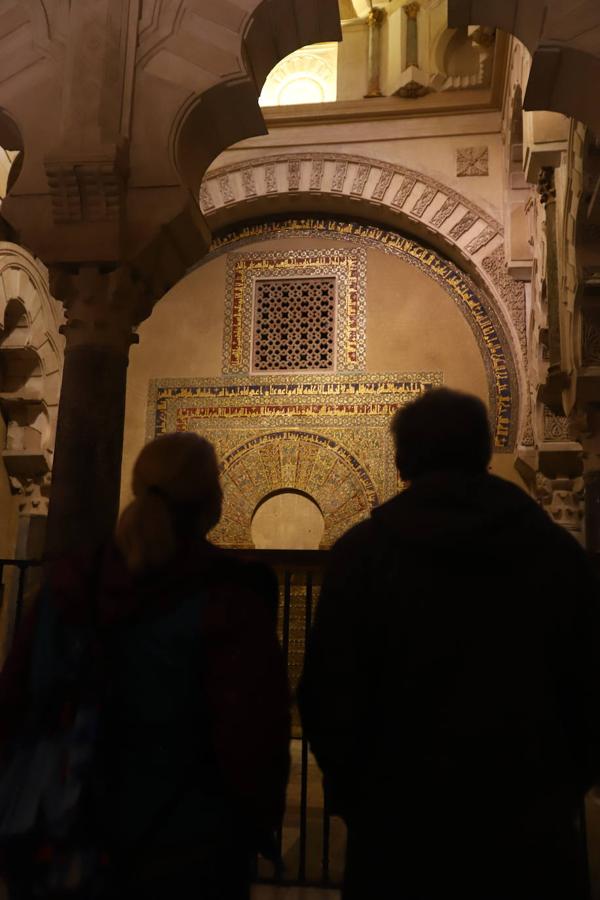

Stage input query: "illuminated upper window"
[{"left": 259, "top": 43, "right": 338, "bottom": 108}]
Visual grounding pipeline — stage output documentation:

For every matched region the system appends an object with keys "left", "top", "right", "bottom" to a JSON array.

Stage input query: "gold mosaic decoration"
[
  {"left": 223, "top": 248, "right": 367, "bottom": 373},
  {"left": 148, "top": 373, "right": 443, "bottom": 548}
]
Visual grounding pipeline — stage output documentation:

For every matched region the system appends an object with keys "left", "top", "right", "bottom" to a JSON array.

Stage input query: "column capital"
[
  {"left": 49, "top": 265, "right": 150, "bottom": 356},
  {"left": 404, "top": 2, "right": 420, "bottom": 20},
  {"left": 537, "top": 166, "right": 557, "bottom": 206},
  {"left": 367, "top": 7, "right": 386, "bottom": 26},
  {"left": 11, "top": 477, "right": 51, "bottom": 518},
  {"left": 535, "top": 472, "right": 585, "bottom": 542}
]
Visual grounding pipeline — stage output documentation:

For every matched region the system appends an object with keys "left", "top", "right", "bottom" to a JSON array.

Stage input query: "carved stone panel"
[
  {"left": 543, "top": 407, "right": 571, "bottom": 442},
  {"left": 457, "top": 147, "right": 489, "bottom": 177}
]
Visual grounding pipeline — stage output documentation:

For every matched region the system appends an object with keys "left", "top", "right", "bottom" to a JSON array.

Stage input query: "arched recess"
[
  {"left": 0, "top": 244, "right": 64, "bottom": 516},
  {"left": 199, "top": 152, "right": 528, "bottom": 444},
  {"left": 92, "top": 0, "right": 343, "bottom": 311},
  {"left": 448, "top": 0, "right": 600, "bottom": 137},
  {"left": 211, "top": 430, "right": 379, "bottom": 549},
  {"left": 165, "top": 0, "right": 342, "bottom": 198},
  {"left": 0, "top": 2, "right": 342, "bottom": 320}
]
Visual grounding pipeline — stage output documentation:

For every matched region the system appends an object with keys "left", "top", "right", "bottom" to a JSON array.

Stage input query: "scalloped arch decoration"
[{"left": 212, "top": 429, "right": 379, "bottom": 548}]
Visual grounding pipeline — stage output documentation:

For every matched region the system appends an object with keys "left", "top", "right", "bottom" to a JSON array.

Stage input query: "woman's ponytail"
[
  {"left": 117, "top": 432, "right": 223, "bottom": 575},
  {"left": 116, "top": 490, "right": 177, "bottom": 575}
]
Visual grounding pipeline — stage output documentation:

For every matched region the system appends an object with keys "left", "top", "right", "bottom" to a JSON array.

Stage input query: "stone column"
[
  {"left": 396, "top": 2, "right": 428, "bottom": 98},
  {"left": 538, "top": 166, "right": 567, "bottom": 412},
  {"left": 579, "top": 407, "right": 600, "bottom": 558},
  {"left": 365, "top": 7, "right": 385, "bottom": 98},
  {"left": 404, "top": 2, "right": 420, "bottom": 68},
  {"left": 45, "top": 266, "right": 145, "bottom": 558}
]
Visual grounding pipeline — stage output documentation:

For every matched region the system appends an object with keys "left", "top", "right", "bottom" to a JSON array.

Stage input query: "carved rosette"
[{"left": 456, "top": 147, "right": 489, "bottom": 178}]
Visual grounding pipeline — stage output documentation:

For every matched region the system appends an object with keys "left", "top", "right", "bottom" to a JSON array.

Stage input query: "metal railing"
[
  {"left": 0, "top": 558, "right": 43, "bottom": 642},
  {"left": 3, "top": 552, "right": 596, "bottom": 895},
  {"left": 0, "top": 551, "right": 343, "bottom": 890},
  {"left": 240, "top": 550, "right": 343, "bottom": 888}
]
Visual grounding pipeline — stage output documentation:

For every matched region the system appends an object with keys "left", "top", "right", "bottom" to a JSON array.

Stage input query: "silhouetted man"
[{"left": 299, "top": 388, "right": 600, "bottom": 900}]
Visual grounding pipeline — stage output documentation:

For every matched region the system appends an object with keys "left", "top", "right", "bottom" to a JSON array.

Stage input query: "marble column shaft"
[
  {"left": 365, "top": 8, "right": 385, "bottom": 98},
  {"left": 45, "top": 344, "right": 129, "bottom": 557},
  {"left": 404, "top": 2, "right": 420, "bottom": 68}
]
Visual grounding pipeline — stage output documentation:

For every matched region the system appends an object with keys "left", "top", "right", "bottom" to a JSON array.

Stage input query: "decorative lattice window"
[{"left": 252, "top": 278, "right": 336, "bottom": 372}]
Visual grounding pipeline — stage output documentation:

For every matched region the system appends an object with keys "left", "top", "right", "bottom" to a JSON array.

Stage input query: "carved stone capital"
[
  {"left": 8, "top": 474, "right": 51, "bottom": 518},
  {"left": 537, "top": 166, "right": 557, "bottom": 206},
  {"left": 404, "top": 2, "right": 420, "bottom": 19},
  {"left": 367, "top": 7, "right": 386, "bottom": 26},
  {"left": 535, "top": 473, "right": 585, "bottom": 541},
  {"left": 469, "top": 26, "right": 496, "bottom": 49},
  {"left": 49, "top": 265, "right": 150, "bottom": 355}
]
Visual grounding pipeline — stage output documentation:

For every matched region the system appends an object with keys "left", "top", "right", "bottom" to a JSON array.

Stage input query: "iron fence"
[
  {"left": 0, "top": 558, "right": 43, "bottom": 641},
  {"left": 0, "top": 551, "right": 343, "bottom": 890},
  {"left": 2, "top": 552, "right": 597, "bottom": 894},
  {"left": 238, "top": 550, "right": 343, "bottom": 889}
]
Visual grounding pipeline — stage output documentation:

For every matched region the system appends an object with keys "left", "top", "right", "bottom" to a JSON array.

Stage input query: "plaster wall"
[
  {"left": 252, "top": 493, "right": 325, "bottom": 549},
  {"left": 122, "top": 233, "right": 523, "bottom": 546},
  {"left": 337, "top": 21, "right": 368, "bottom": 101}
]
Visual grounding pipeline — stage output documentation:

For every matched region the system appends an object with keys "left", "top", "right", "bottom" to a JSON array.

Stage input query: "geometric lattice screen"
[{"left": 252, "top": 277, "right": 336, "bottom": 372}]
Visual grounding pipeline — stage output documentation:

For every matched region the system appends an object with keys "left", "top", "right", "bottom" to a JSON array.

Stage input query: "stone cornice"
[{"left": 261, "top": 91, "right": 498, "bottom": 128}]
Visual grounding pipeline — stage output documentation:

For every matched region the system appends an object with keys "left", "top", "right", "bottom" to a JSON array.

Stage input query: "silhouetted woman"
[{"left": 0, "top": 433, "right": 290, "bottom": 900}]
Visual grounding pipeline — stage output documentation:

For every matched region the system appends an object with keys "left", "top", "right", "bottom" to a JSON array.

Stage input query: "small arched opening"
[{"left": 251, "top": 488, "right": 325, "bottom": 550}]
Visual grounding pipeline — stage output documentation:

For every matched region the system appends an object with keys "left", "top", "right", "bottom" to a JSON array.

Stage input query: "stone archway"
[
  {"left": 448, "top": 0, "right": 600, "bottom": 136},
  {"left": 200, "top": 151, "right": 528, "bottom": 442},
  {"left": 211, "top": 430, "right": 379, "bottom": 548},
  {"left": 197, "top": 215, "right": 521, "bottom": 453}
]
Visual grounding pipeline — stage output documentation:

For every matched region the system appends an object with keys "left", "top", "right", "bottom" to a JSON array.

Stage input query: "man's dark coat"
[{"left": 298, "top": 471, "right": 600, "bottom": 900}]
